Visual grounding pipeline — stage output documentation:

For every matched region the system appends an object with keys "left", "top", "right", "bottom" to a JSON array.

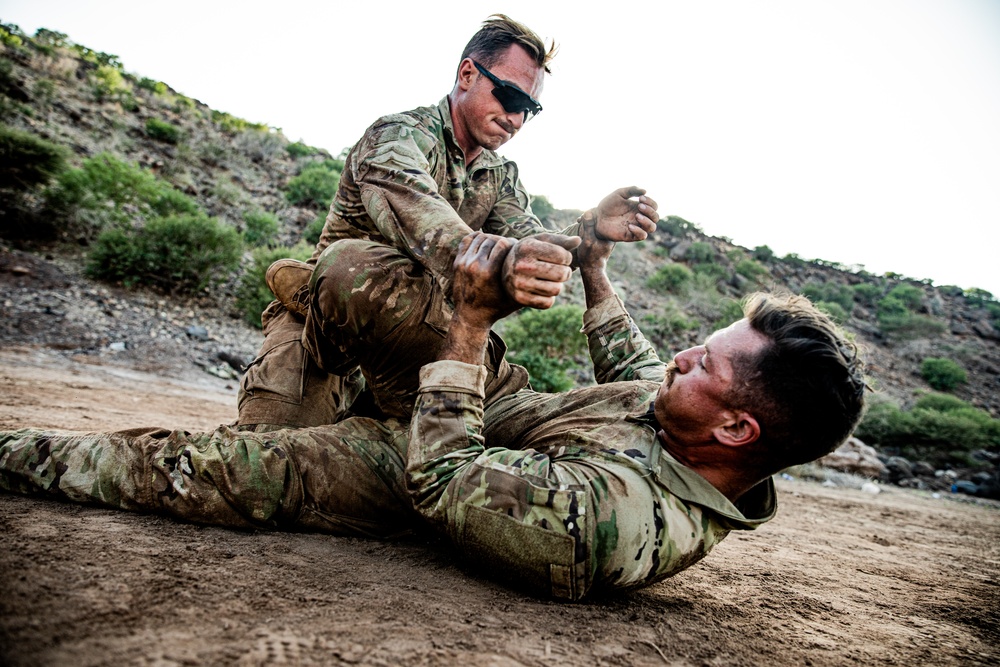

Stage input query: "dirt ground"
[{"left": 0, "top": 347, "right": 997, "bottom": 667}]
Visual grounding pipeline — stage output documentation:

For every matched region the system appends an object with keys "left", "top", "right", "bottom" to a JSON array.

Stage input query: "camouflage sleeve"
[
  {"left": 582, "top": 294, "right": 666, "bottom": 384},
  {"left": 406, "top": 361, "right": 594, "bottom": 599},
  {"left": 481, "top": 160, "right": 545, "bottom": 239},
  {"left": 354, "top": 121, "right": 473, "bottom": 294}
]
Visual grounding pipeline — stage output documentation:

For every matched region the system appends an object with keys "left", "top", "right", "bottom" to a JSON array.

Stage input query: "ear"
[
  {"left": 456, "top": 58, "right": 477, "bottom": 91},
  {"left": 712, "top": 411, "right": 760, "bottom": 447}
]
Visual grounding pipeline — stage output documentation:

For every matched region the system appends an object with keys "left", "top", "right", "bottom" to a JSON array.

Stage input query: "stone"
[{"left": 818, "top": 437, "right": 888, "bottom": 478}]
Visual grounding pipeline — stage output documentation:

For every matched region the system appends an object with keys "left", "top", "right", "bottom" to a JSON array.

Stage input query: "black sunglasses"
[{"left": 472, "top": 60, "right": 543, "bottom": 122}]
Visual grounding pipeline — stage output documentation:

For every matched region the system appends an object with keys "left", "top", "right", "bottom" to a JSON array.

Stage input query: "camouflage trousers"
[
  {"left": 238, "top": 239, "right": 525, "bottom": 426},
  {"left": 0, "top": 420, "right": 412, "bottom": 538}
]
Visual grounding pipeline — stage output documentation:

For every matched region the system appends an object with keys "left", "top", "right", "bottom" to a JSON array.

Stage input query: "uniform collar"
[
  {"left": 653, "top": 441, "right": 777, "bottom": 530},
  {"left": 437, "top": 96, "right": 504, "bottom": 171}
]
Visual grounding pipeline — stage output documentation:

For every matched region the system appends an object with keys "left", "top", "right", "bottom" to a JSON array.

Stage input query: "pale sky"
[{"left": 4, "top": 0, "right": 999, "bottom": 295}]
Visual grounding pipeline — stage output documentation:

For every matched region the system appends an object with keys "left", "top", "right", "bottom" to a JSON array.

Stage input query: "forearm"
[{"left": 580, "top": 263, "right": 615, "bottom": 309}]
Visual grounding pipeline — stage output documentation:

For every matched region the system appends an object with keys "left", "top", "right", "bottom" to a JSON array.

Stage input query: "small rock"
[
  {"left": 861, "top": 481, "right": 880, "bottom": 494},
  {"left": 108, "top": 342, "right": 127, "bottom": 352},
  {"left": 10, "top": 265, "right": 31, "bottom": 276},
  {"left": 185, "top": 325, "right": 210, "bottom": 341}
]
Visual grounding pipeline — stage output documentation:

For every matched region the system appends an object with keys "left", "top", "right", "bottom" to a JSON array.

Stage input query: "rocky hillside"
[{"left": 1, "top": 24, "right": 998, "bottom": 474}]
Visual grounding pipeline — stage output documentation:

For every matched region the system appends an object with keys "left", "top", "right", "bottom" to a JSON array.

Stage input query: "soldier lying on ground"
[
  {"left": 0, "top": 224, "right": 867, "bottom": 600},
  {"left": 237, "top": 13, "right": 658, "bottom": 430}
]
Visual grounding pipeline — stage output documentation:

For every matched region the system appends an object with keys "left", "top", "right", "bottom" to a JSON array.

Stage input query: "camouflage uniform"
[
  {"left": 0, "top": 290, "right": 775, "bottom": 600},
  {"left": 238, "top": 97, "right": 563, "bottom": 428},
  {"left": 407, "top": 294, "right": 776, "bottom": 600}
]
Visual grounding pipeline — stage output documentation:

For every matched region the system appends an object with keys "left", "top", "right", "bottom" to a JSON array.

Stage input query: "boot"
[{"left": 266, "top": 259, "right": 313, "bottom": 317}]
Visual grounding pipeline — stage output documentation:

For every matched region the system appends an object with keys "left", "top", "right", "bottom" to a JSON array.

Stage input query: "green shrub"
[
  {"left": 236, "top": 242, "right": 313, "bottom": 327},
  {"left": 285, "top": 159, "right": 344, "bottom": 208},
  {"left": 914, "top": 392, "right": 970, "bottom": 413},
  {"left": 501, "top": 305, "right": 586, "bottom": 392},
  {"left": 137, "top": 77, "right": 168, "bottom": 94},
  {"left": 656, "top": 215, "right": 700, "bottom": 236},
  {"left": 243, "top": 210, "right": 279, "bottom": 247},
  {"left": 920, "top": 358, "right": 967, "bottom": 392},
  {"left": 855, "top": 395, "right": 1000, "bottom": 467},
  {"left": 877, "top": 312, "right": 946, "bottom": 339},
  {"left": 529, "top": 193, "right": 556, "bottom": 224},
  {"left": 815, "top": 301, "right": 849, "bottom": 323},
  {"left": 144, "top": 117, "right": 180, "bottom": 144},
  {"left": 692, "top": 261, "right": 728, "bottom": 280},
  {"left": 304, "top": 212, "right": 326, "bottom": 245},
  {"left": 647, "top": 263, "right": 692, "bottom": 294},
  {"left": 735, "top": 259, "right": 768, "bottom": 282},
  {"left": 686, "top": 241, "right": 714, "bottom": 263},
  {"left": 713, "top": 298, "right": 745, "bottom": 329},
  {"left": 963, "top": 288, "right": 994, "bottom": 308},
  {"left": 87, "top": 214, "right": 242, "bottom": 293},
  {"left": 44, "top": 153, "right": 199, "bottom": 239},
  {"left": 886, "top": 284, "right": 923, "bottom": 311},
  {"left": 852, "top": 283, "right": 882, "bottom": 306},
  {"left": 286, "top": 141, "right": 319, "bottom": 158},
  {"left": 642, "top": 306, "right": 696, "bottom": 349},
  {"left": 801, "top": 282, "right": 854, "bottom": 312},
  {"left": 92, "top": 64, "right": 129, "bottom": 101},
  {"left": 752, "top": 245, "right": 774, "bottom": 262},
  {"left": 0, "top": 124, "right": 68, "bottom": 191},
  {"left": 211, "top": 109, "right": 268, "bottom": 134}
]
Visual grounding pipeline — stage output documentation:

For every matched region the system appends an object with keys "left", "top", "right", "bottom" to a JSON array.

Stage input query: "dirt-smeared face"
[{"left": 654, "top": 319, "right": 768, "bottom": 447}]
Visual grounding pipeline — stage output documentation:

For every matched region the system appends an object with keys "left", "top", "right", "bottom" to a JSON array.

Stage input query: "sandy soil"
[{"left": 0, "top": 347, "right": 997, "bottom": 667}]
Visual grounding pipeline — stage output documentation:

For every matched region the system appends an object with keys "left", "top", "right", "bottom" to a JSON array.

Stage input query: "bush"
[
  {"left": 693, "top": 261, "right": 728, "bottom": 281},
  {"left": 852, "top": 283, "right": 882, "bottom": 307},
  {"left": 285, "top": 159, "right": 344, "bottom": 208},
  {"left": 44, "top": 153, "right": 199, "bottom": 239},
  {"left": 855, "top": 395, "right": 1000, "bottom": 467},
  {"left": 137, "top": 77, "right": 168, "bottom": 95},
  {"left": 647, "top": 263, "right": 692, "bottom": 294},
  {"left": 242, "top": 210, "right": 279, "bottom": 247},
  {"left": 713, "top": 298, "right": 745, "bottom": 329},
  {"left": 656, "top": 215, "right": 700, "bottom": 236},
  {"left": 877, "top": 312, "right": 946, "bottom": 339},
  {"left": 144, "top": 117, "right": 180, "bottom": 144},
  {"left": 815, "top": 301, "right": 849, "bottom": 323},
  {"left": 87, "top": 214, "right": 242, "bottom": 293},
  {"left": 236, "top": 242, "right": 313, "bottom": 327},
  {"left": 501, "top": 305, "right": 586, "bottom": 392},
  {"left": 286, "top": 141, "right": 319, "bottom": 158},
  {"left": 686, "top": 241, "right": 714, "bottom": 263},
  {"left": 92, "top": 64, "right": 130, "bottom": 102},
  {"left": 886, "top": 284, "right": 923, "bottom": 311},
  {"left": 304, "top": 212, "right": 326, "bottom": 245},
  {"left": 529, "top": 194, "right": 556, "bottom": 224},
  {"left": 801, "top": 282, "right": 854, "bottom": 312},
  {"left": 0, "top": 124, "right": 68, "bottom": 191},
  {"left": 752, "top": 245, "right": 774, "bottom": 262},
  {"left": 211, "top": 110, "right": 268, "bottom": 134},
  {"left": 921, "top": 358, "right": 967, "bottom": 392},
  {"left": 735, "top": 259, "right": 768, "bottom": 282},
  {"left": 642, "top": 306, "right": 696, "bottom": 350}
]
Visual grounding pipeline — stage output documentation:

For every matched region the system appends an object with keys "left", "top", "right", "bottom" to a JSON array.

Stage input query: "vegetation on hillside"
[{"left": 1, "top": 20, "right": 998, "bottom": 468}]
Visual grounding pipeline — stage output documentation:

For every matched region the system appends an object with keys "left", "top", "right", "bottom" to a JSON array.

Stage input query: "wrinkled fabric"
[
  {"left": 0, "top": 421, "right": 413, "bottom": 538},
  {"left": 238, "top": 97, "right": 561, "bottom": 429},
  {"left": 407, "top": 294, "right": 776, "bottom": 600}
]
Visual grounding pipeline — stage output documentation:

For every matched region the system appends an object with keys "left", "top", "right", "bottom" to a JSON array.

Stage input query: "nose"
[
  {"left": 507, "top": 110, "right": 525, "bottom": 132},
  {"left": 672, "top": 345, "right": 704, "bottom": 374}
]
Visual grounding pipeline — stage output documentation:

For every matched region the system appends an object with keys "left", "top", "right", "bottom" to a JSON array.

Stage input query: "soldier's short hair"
[
  {"left": 727, "top": 292, "right": 867, "bottom": 471},
  {"left": 459, "top": 14, "right": 557, "bottom": 75}
]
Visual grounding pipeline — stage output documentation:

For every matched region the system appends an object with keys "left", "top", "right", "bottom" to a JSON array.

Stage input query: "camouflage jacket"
[
  {"left": 311, "top": 97, "right": 548, "bottom": 295},
  {"left": 407, "top": 294, "right": 777, "bottom": 600}
]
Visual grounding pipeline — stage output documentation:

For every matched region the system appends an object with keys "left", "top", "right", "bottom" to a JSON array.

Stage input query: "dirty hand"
[
  {"left": 593, "top": 186, "right": 659, "bottom": 242},
  {"left": 451, "top": 232, "right": 518, "bottom": 327},
  {"left": 501, "top": 233, "right": 581, "bottom": 309}
]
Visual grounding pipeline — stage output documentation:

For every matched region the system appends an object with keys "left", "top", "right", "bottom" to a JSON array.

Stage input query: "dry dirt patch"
[{"left": 0, "top": 348, "right": 997, "bottom": 666}]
